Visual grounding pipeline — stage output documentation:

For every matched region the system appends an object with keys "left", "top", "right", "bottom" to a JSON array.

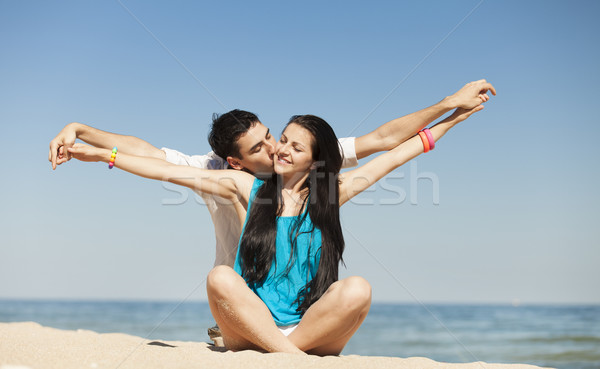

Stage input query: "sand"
[{"left": 0, "top": 322, "right": 553, "bottom": 369}]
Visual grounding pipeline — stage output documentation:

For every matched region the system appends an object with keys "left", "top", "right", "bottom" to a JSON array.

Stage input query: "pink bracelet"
[{"left": 423, "top": 128, "right": 435, "bottom": 150}]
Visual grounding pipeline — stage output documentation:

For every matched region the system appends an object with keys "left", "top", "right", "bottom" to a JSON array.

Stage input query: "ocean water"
[{"left": 1, "top": 300, "right": 598, "bottom": 369}]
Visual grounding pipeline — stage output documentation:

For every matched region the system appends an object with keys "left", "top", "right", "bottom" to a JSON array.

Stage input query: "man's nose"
[{"left": 266, "top": 141, "right": 275, "bottom": 154}]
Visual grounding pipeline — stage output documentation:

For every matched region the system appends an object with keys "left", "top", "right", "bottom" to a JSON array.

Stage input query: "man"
[{"left": 49, "top": 79, "right": 495, "bottom": 344}]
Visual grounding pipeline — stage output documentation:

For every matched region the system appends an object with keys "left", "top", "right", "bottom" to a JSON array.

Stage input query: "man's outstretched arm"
[
  {"left": 353, "top": 79, "right": 496, "bottom": 160},
  {"left": 49, "top": 122, "right": 165, "bottom": 169}
]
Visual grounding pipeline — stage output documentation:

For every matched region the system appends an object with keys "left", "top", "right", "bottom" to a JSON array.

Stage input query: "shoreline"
[{"left": 0, "top": 321, "right": 554, "bottom": 369}]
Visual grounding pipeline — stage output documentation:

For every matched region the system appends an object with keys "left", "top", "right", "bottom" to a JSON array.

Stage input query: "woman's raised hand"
[
  {"left": 67, "top": 143, "right": 109, "bottom": 163},
  {"left": 448, "top": 104, "right": 485, "bottom": 124}
]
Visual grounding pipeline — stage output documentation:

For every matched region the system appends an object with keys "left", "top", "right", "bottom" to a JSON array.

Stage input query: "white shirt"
[{"left": 161, "top": 137, "right": 358, "bottom": 268}]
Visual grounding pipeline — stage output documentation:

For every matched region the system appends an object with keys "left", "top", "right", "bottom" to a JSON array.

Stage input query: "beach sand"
[{"left": 0, "top": 322, "right": 553, "bottom": 369}]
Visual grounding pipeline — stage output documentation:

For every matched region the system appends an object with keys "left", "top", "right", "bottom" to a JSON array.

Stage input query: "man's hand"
[
  {"left": 449, "top": 79, "right": 497, "bottom": 110},
  {"left": 67, "top": 143, "right": 109, "bottom": 163},
  {"left": 49, "top": 122, "right": 80, "bottom": 170}
]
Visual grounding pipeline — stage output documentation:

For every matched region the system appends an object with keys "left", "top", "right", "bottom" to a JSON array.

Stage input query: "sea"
[{"left": 1, "top": 300, "right": 598, "bottom": 369}]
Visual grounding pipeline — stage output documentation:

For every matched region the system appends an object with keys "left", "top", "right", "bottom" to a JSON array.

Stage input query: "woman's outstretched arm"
[
  {"left": 49, "top": 122, "right": 167, "bottom": 170},
  {"left": 339, "top": 105, "right": 484, "bottom": 206},
  {"left": 353, "top": 79, "right": 495, "bottom": 159},
  {"left": 67, "top": 143, "right": 254, "bottom": 202}
]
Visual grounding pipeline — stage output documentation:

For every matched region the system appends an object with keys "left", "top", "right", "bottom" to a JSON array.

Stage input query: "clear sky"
[{"left": 1, "top": 0, "right": 599, "bottom": 304}]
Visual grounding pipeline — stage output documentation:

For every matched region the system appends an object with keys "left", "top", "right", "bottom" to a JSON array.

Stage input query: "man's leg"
[
  {"left": 287, "top": 276, "right": 372, "bottom": 356},
  {"left": 206, "top": 265, "right": 305, "bottom": 354}
]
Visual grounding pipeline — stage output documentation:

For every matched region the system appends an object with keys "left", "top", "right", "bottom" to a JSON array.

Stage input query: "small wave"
[
  {"left": 516, "top": 349, "right": 600, "bottom": 362},
  {"left": 512, "top": 335, "right": 600, "bottom": 344}
]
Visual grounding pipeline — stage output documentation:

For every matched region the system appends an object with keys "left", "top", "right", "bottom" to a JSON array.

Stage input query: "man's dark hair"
[{"left": 208, "top": 109, "right": 260, "bottom": 159}]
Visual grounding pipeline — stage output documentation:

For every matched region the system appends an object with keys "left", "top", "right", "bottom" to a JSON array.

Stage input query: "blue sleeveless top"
[{"left": 234, "top": 178, "right": 322, "bottom": 326}]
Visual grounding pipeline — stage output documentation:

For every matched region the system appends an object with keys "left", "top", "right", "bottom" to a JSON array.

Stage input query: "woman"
[{"left": 67, "top": 105, "right": 483, "bottom": 355}]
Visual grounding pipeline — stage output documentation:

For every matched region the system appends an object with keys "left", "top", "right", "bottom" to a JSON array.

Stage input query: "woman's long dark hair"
[{"left": 238, "top": 115, "right": 345, "bottom": 314}]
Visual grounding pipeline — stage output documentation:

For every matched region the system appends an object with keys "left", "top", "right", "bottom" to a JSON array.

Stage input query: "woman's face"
[{"left": 274, "top": 123, "right": 315, "bottom": 177}]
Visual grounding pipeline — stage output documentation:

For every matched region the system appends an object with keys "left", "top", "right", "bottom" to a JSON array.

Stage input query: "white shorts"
[{"left": 277, "top": 323, "right": 299, "bottom": 336}]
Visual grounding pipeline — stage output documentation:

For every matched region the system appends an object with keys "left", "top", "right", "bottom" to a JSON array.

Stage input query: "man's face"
[{"left": 231, "top": 122, "right": 277, "bottom": 175}]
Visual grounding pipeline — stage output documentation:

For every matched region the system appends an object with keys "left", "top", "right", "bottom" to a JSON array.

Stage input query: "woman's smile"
[{"left": 276, "top": 155, "right": 292, "bottom": 165}]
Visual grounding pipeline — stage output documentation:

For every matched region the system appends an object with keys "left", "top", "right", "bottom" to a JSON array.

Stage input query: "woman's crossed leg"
[
  {"left": 206, "top": 265, "right": 304, "bottom": 354},
  {"left": 287, "top": 276, "right": 372, "bottom": 356}
]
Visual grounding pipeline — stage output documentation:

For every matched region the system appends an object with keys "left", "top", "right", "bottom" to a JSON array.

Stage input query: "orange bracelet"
[{"left": 418, "top": 131, "right": 430, "bottom": 153}]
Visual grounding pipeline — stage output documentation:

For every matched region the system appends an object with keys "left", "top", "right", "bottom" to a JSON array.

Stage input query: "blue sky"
[{"left": 1, "top": 0, "right": 599, "bottom": 304}]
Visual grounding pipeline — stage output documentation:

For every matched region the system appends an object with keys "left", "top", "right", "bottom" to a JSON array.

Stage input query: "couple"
[{"left": 49, "top": 80, "right": 495, "bottom": 355}]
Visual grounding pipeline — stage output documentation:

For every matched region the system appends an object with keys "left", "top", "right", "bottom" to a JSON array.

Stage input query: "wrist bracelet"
[
  {"left": 418, "top": 131, "right": 430, "bottom": 153},
  {"left": 108, "top": 147, "right": 117, "bottom": 169},
  {"left": 423, "top": 128, "right": 435, "bottom": 150}
]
